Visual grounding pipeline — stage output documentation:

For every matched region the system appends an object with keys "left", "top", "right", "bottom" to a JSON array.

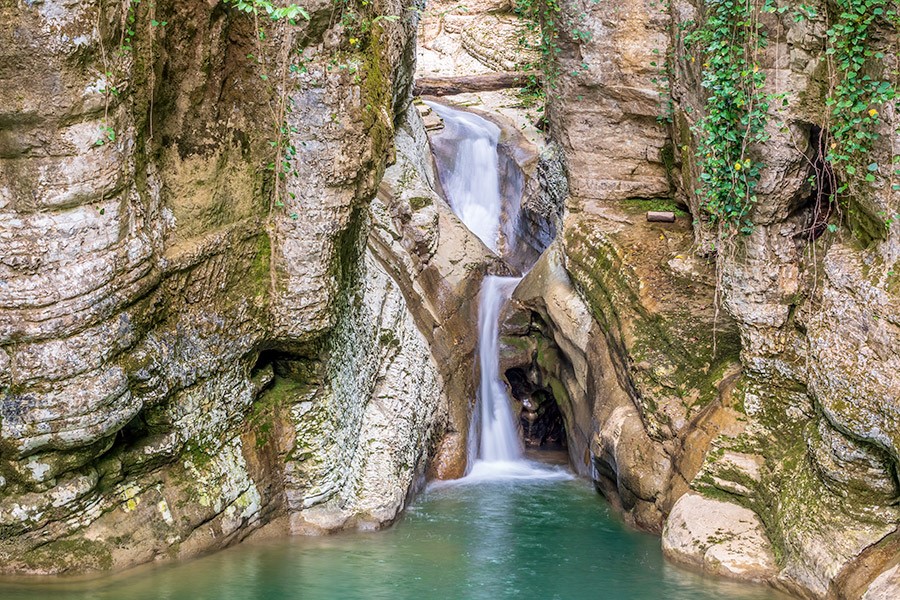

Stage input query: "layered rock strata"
[
  {"left": 0, "top": 0, "right": 493, "bottom": 574},
  {"left": 500, "top": 0, "right": 900, "bottom": 597}
]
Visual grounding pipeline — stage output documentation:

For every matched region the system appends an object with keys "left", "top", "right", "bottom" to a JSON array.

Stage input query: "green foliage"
[
  {"left": 686, "top": 0, "right": 775, "bottom": 235},
  {"left": 514, "top": 0, "right": 564, "bottom": 85},
  {"left": 95, "top": 124, "right": 116, "bottom": 146},
  {"left": 823, "top": 0, "right": 899, "bottom": 192},
  {"left": 514, "top": 0, "right": 593, "bottom": 89},
  {"left": 225, "top": 1, "right": 313, "bottom": 213},
  {"left": 225, "top": 0, "right": 311, "bottom": 22}
]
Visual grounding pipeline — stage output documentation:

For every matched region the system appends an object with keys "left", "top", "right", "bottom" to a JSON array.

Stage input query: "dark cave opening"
[
  {"left": 505, "top": 367, "right": 568, "bottom": 453},
  {"left": 792, "top": 123, "right": 836, "bottom": 242}
]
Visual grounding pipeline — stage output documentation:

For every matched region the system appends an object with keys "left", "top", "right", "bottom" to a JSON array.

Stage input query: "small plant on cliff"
[
  {"left": 223, "top": 0, "right": 312, "bottom": 213},
  {"left": 514, "top": 0, "right": 593, "bottom": 92},
  {"left": 227, "top": 0, "right": 310, "bottom": 21},
  {"left": 514, "top": 0, "right": 563, "bottom": 86}
]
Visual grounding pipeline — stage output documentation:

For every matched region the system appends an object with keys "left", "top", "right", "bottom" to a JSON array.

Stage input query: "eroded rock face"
[
  {"left": 0, "top": 0, "right": 490, "bottom": 575},
  {"left": 417, "top": 0, "right": 537, "bottom": 78},
  {"left": 502, "top": 207, "right": 743, "bottom": 532},
  {"left": 548, "top": 0, "right": 671, "bottom": 201},
  {"left": 663, "top": 493, "right": 777, "bottom": 583},
  {"left": 537, "top": 0, "right": 900, "bottom": 597}
]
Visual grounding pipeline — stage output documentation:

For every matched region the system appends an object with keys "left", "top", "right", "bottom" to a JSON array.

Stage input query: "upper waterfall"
[{"left": 424, "top": 101, "right": 519, "bottom": 256}]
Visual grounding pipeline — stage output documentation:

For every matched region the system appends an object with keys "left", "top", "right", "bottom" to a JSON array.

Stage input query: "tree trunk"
[{"left": 414, "top": 72, "right": 539, "bottom": 96}]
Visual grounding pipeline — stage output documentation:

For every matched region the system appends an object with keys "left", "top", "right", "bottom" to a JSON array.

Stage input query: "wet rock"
[
  {"left": 0, "top": 0, "right": 468, "bottom": 576},
  {"left": 864, "top": 565, "right": 900, "bottom": 600},
  {"left": 663, "top": 493, "right": 777, "bottom": 583}
]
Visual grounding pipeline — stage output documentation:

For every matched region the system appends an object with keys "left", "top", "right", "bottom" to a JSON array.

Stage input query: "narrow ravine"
[
  {"left": 0, "top": 100, "right": 787, "bottom": 600},
  {"left": 425, "top": 101, "right": 569, "bottom": 480}
]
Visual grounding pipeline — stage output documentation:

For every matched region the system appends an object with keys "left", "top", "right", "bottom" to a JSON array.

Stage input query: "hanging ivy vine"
[
  {"left": 823, "top": 0, "right": 899, "bottom": 194},
  {"left": 514, "top": 0, "right": 593, "bottom": 97},
  {"left": 685, "top": 0, "right": 775, "bottom": 236}
]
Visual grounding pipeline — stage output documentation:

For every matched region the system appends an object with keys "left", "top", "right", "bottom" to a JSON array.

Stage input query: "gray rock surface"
[{"left": 0, "top": 0, "right": 491, "bottom": 575}]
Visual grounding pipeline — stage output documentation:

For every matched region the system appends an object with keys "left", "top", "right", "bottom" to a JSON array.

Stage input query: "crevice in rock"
[
  {"left": 792, "top": 123, "right": 835, "bottom": 243},
  {"left": 506, "top": 367, "right": 567, "bottom": 452}
]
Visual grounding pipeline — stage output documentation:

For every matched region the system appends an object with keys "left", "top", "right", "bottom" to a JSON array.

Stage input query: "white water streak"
[{"left": 425, "top": 101, "right": 504, "bottom": 252}]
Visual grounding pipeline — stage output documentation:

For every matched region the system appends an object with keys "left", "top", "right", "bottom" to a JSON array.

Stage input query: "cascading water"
[
  {"left": 425, "top": 102, "right": 514, "bottom": 254},
  {"left": 426, "top": 101, "right": 566, "bottom": 480},
  {"left": 473, "top": 275, "right": 524, "bottom": 464}
]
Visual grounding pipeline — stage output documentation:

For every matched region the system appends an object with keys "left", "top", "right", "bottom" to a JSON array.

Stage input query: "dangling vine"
[
  {"left": 513, "top": 0, "right": 593, "bottom": 106},
  {"left": 685, "top": 0, "right": 775, "bottom": 236},
  {"left": 823, "top": 0, "right": 899, "bottom": 202},
  {"left": 224, "top": 1, "right": 311, "bottom": 215}
]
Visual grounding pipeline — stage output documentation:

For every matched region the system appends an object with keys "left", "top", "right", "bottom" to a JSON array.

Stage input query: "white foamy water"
[
  {"left": 471, "top": 276, "right": 524, "bottom": 463},
  {"left": 425, "top": 101, "right": 504, "bottom": 252}
]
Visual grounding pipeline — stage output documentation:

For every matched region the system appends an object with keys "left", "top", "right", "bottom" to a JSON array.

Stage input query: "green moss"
[
  {"left": 379, "top": 330, "right": 400, "bottom": 348},
  {"left": 844, "top": 196, "right": 889, "bottom": 248},
  {"left": 620, "top": 198, "right": 689, "bottom": 217},
  {"left": 0, "top": 435, "right": 25, "bottom": 488},
  {"left": 250, "top": 233, "right": 271, "bottom": 292},
  {"left": 332, "top": 205, "right": 366, "bottom": 298},
  {"left": 359, "top": 31, "right": 393, "bottom": 179},
  {"left": 563, "top": 222, "right": 741, "bottom": 439},
  {"left": 22, "top": 538, "right": 114, "bottom": 573},
  {"left": 248, "top": 376, "right": 311, "bottom": 448},
  {"left": 182, "top": 440, "right": 214, "bottom": 469},
  {"left": 409, "top": 196, "right": 432, "bottom": 211}
]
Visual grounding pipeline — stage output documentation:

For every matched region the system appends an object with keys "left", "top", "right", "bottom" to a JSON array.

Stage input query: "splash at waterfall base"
[{"left": 463, "top": 275, "right": 572, "bottom": 482}]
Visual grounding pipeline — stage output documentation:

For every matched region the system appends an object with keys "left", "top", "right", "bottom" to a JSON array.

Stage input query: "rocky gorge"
[{"left": 1, "top": 0, "right": 899, "bottom": 599}]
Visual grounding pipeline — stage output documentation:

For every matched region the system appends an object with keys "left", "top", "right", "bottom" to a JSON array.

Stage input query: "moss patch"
[
  {"left": 563, "top": 218, "right": 741, "bottom": 437},
  {"left": 21, "top": 538, "right": 114, "bottom": 573},
  {"left": 620, "top": 198, "right": 689, "bottom": 217}
]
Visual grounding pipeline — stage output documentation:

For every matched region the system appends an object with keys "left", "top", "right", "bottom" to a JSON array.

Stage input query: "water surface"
[{"left": 0, "top": 476, "right": 786, "bottom": 600}]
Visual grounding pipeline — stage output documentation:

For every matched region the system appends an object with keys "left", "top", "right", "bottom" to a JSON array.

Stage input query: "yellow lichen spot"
[
  {"left": 157, "top": 499, "right": 174, "bottom": 525},
  {"left": 119, "top": 484, "right": 141, "bottom": 512}
]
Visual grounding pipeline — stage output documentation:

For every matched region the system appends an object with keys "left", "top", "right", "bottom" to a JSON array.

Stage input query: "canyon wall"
[
  {"left": 0, "top": 0, "right": 491, "bottom": 574},
  {"left": 497, "top": 0, "right": 900, "bottom": 597},
  {"left": 2, "top": 0, "right": 899, "bottom": 597}
]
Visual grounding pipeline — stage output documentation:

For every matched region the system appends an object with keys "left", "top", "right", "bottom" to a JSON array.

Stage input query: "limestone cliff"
[
  {"left": 498, "top": 0, "right": 900, "bottom": 597},
  {"left": 0, "top": 0, "right": 491, "bottom": 574}
]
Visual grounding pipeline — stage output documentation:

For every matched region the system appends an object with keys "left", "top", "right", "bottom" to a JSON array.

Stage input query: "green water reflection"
[{"left": 0, "top": 477, "right": 787, "bottom": 599}]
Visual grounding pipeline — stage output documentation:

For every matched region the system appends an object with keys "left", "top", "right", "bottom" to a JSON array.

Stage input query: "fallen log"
[{"left": 414, "top": 71, "right": 539, "bottom": 96}]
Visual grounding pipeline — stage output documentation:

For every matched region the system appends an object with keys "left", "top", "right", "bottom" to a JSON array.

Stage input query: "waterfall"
[
  {"left": 474, "top": 275, "right": 524, "bottom": 463},
  {"left": 426, "top": 101, "right": 566, "bottom": 481},
  {"left": 425, "top": 101, "right": 519, "bottom": 254}
]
